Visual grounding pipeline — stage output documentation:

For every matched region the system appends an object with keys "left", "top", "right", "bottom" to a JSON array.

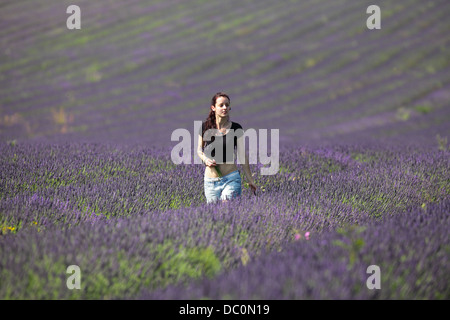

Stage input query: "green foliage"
[
  {"left": 436, "top": 134, "right": 449, "bottom": 151},
  {"left": 414, "top": 104, "right": 432, "bottom": 114},
  {"left": 155, "top": 243, "right": 222, "bottom": 286},
  {"left": 333, "top": 225, "right": 367, "bottom": 269},
  {"left": 351, "top": 152, "right": 376, "bottom": 163}
]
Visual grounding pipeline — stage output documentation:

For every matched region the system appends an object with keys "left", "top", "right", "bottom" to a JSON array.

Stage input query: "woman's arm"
[
  {"left": 198, "top": 134, "right": 217, "bottom": 167},
  {"left": 197, "top": 134, "right": 206, "bottom": 163}
]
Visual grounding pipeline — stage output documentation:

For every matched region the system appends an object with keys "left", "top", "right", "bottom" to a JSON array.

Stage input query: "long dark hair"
[{"left": 201, "top": 92, "right": 230, "bottom": 149}]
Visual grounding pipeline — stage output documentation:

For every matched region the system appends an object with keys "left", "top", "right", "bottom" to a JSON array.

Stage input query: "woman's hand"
[{"left": 204, "top": 157, "right": 217, "bottom": 167}]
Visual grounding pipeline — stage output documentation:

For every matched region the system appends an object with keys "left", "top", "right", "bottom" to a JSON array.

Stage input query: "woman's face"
[{"left": 212, "top": 96, "right": 230, "bottom": 117}]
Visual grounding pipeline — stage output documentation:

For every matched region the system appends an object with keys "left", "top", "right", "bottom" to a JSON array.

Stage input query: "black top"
[{"left": 199, "top": 121, "right": 244, "bottom": 164}]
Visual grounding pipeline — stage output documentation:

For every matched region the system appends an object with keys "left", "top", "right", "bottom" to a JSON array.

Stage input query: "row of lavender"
[
  {"left": 1, "top": 0, "right": 449, "bottom": 147},
  {"left": 1, "top": 142, "right": 447, "bottom": 234},
  {"left": 0, "top": 142, "right": 448, "bottom": 298}
]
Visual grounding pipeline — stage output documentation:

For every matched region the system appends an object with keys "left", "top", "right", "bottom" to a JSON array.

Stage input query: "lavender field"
[{"left": 1, "top": 0, "right": 449, "bottom": 300}]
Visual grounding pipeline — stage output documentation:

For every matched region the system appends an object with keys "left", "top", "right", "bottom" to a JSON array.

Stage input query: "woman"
[{"left": 197, "top": 92, "right": 257, "bottom": 204}]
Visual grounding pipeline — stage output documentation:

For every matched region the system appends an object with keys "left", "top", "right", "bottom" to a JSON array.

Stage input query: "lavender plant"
[
  {"left": 137, "top": 199, "right": 450, "bottom": 299},
  {"left": 0, "top": 142, "right": 448, "bottom": 299}
]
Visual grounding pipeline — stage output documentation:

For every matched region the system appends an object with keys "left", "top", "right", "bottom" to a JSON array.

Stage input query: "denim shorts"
[{"left": 204, "top": 170, "right": 242, "bottom": 204}]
